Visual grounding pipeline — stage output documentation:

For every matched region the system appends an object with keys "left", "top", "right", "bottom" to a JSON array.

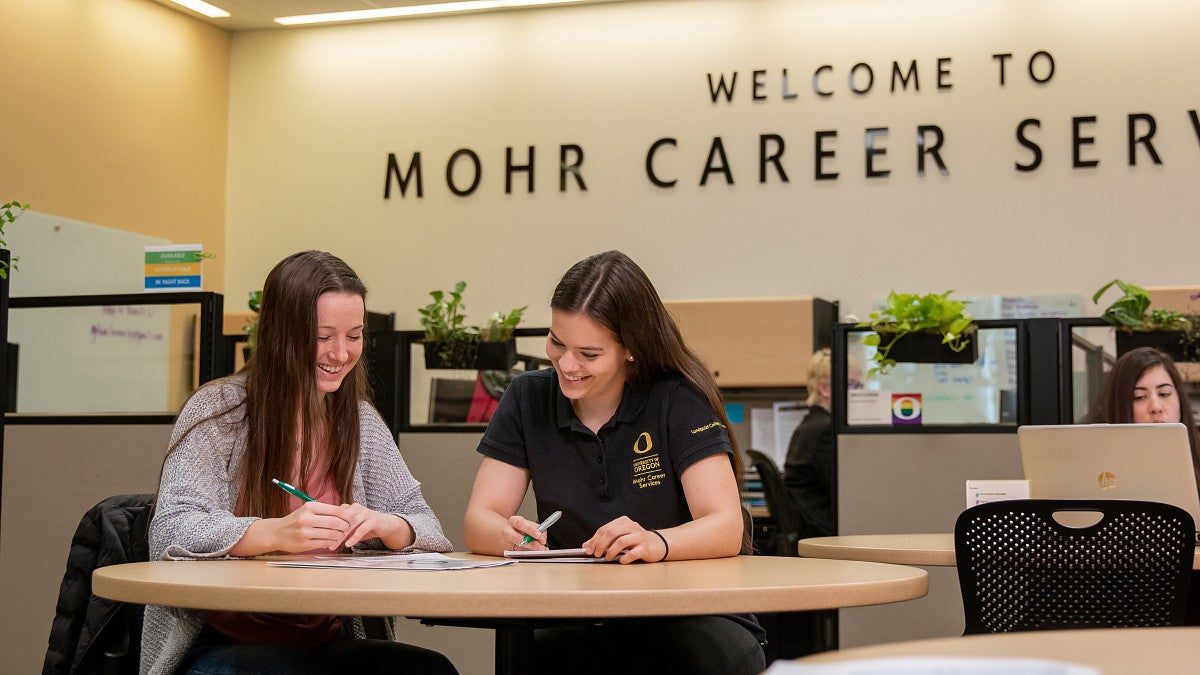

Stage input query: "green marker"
[{"left": 272, "top": 478, "right": 315, "bottom": 502}]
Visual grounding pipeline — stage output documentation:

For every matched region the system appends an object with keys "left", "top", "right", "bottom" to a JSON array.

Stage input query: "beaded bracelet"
[{"left": 648, "top": 529, "right": 669, "bottom": 562}]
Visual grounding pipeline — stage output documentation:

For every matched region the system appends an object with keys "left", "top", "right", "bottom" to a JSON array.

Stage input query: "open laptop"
[{"left": 1018, "top": 423, "right": 1200, "bottom": 544}]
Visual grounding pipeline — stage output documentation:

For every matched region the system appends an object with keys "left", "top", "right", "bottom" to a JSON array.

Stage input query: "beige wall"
[
  {"left": 223, "top": 0, "right": 1199, "bottom": 329},
  {"left": 0, "top": 0, "right": 230, "bottom": 291},
  {"left": 2, "top": 0, "right": 1200, "bottom": 673}
]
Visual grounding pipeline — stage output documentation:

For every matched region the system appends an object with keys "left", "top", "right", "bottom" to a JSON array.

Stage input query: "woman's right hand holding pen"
[
  {"left": 231, "top": 501, "right": 351, "bottom": 556},
  {"left": 506, "top": 514, "right": 549, "bottom": 550}
]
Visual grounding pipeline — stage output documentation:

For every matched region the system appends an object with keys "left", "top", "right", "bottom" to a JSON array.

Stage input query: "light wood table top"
[
  {"left": 795, "top": 626, "right": 1200, "bottom": 673},
  {"left": 92, "top": 554, "right": 929, "bottom": 618},
  {"left": 799, "top": 534, "right": 959, "bottom": 566},
  {"left": 799, "top": 534, "right": 1200, "bottom": 569}
]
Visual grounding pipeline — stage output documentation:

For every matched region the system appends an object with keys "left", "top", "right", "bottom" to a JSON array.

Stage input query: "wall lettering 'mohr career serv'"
[{"left": 382, "top": 50, "right": 1200, "bottom": 201}]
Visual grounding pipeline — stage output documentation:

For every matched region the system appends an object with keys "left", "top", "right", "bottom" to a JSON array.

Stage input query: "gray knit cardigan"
[{"left": 141, "top": 375, "right": 452, "bottom": 674}]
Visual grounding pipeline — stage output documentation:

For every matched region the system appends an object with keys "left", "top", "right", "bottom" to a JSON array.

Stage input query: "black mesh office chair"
[
  {"left": 954, "top": 498, "right": 1194, "bottom": 634},
  {"left": 746, "top": 449, "right": 801, "bottom": 557}
]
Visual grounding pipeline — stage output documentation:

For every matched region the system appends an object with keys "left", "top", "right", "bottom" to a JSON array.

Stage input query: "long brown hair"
[
  {"left": 166, "top": 251, "right": 370, "bottom": 519},
  {"left": 1091, "top": 346, "right": 1200, "bottom": 488},
  {"left": 551, "top": 251, "right": 748, "bottom": 536}
]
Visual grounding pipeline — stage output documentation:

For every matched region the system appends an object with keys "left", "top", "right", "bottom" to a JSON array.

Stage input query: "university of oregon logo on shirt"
[
  {"left": 633, "top": 432, "right": 653, "bottom": 454},
  {"left": 631, "top": 431, "right": 665, "bottom": 490}
]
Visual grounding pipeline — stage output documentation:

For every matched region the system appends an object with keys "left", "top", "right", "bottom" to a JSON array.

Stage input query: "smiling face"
[
  {"left": 314, "top": 291, "right": 365, "bottom": 394},
  {"left": 1131, "top": 364, "right": 1181, "bottom": 424},
  {"left": 546, "top": 309, "right": 632, "bottom": 414}
]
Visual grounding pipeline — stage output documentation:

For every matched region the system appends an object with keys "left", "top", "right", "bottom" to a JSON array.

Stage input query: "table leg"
[{"left": 494, "top": 625, "right": 535, "bottom": 675}]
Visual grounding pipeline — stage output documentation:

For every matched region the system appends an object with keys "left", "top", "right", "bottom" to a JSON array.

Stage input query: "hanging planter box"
[
  {"left": 877, "top": 330, "right": 979, "bottom": 365},
  {"left": 423, "top": 338, "right": 517, "bottom": 370},
  {"left": 474, "top": 340, "right": 518, "bottom": 371},
  {"left": 1115, "top": 330, "right": 1199, "bottom": 363}
]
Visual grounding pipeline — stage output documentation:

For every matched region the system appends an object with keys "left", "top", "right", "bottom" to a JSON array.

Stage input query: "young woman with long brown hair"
[
  {"left": 464, "top": 250, "right": 764, "bottom": 675},
  {"left": 1088, "top": 346, "right": 1200, "bottom": 488},
  {"left": 143, "top": 251, "right": 456, "bottom": 674}
]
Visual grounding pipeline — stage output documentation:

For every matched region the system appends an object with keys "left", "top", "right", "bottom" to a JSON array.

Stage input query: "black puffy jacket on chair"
[{"left": 43, "top": 493, "right": 156, "bottom": 675}]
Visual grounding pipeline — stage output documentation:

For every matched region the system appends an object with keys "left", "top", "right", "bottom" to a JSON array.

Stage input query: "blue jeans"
[{"left": 178, "top": 626, "right": 458, "bottom": 675}]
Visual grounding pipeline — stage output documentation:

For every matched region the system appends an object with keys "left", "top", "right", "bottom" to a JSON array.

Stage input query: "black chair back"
[
  {"left": 746, "top": 449, "right": 801, "bottom": 556},
  {"left": 954, "top": 498, "right": 1194, "bottom": 634},
  {"left": 44, "top": 493, "right": 156, "bottom": 675}
]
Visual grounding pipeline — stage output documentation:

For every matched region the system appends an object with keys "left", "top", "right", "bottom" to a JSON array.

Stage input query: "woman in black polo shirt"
[{"left": 464, "top": 250, "right": 765, "bottom": 675}]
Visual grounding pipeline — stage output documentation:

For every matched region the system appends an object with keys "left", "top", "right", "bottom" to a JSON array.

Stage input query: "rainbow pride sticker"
[{"left": 891, "top": 393, "right": 923, "bottom": 425}]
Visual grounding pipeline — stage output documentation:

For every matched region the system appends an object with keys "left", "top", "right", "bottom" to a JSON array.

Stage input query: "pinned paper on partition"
[
  {"left": 144, "top": 244, "right": 207, "bottom": 291},
  {"left": 847, "top": 389, "right": 891, "bottom": 425}
]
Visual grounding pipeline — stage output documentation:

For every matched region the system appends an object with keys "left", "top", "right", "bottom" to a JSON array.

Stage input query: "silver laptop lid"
[{"left": 1017, "top": 423, "right": 1200, "bottom": 538}]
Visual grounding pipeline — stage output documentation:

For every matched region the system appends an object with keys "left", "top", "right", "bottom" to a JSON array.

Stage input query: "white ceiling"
[{"left": 150, "top": 0, "right": 626, "bottom": 31}]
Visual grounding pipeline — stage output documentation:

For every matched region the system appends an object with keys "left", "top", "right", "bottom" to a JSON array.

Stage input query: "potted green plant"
[
  {"left": 0, "top": 200, "right": 28, "bottom": 279},
  {"left": 857, "top": 290, "right": 977, "bottom": 376},
  {"left": 474, "top": 306, "right": 527, "bottom": 370},
  {"left": 1092, "top": 279, "right": 1200, "bottom": 361},
  {"left": 242, "top": 290, "right": 262, "bottom": 357},
  {"left": 419, "top": 281, "right": 525, "bottom": 370},
  {"left": 0, "top": 200, "right": 26, "bottom": 413}
]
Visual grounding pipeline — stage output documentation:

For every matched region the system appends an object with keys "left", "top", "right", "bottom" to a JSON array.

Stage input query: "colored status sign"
[{"left": 145, "top": 244, "right": 204, "bottom": 291}]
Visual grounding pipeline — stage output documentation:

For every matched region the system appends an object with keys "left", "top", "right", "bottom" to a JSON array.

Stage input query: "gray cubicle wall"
[
  {"left": 836, "top": 432, "right": 1023, "bottom": 647},
  {"left": 0, "top": 423, "right": 170, "bottom": 674}
]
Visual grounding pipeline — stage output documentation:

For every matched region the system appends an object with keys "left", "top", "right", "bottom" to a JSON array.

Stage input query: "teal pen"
[
  {"left": 518, "top": 510, "right": 562, "bottom": 548},
  {"left": 272, "top": 478, "right": 315, "bottom": 502}
]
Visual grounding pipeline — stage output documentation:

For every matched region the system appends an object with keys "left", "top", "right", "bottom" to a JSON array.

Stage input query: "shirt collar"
[{"left": 552, "top": 370, "right": 649, "bottom": 429}]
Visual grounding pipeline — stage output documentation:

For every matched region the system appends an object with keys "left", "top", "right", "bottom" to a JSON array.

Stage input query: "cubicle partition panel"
[
  {"left": 830, "top": 318, "right": 1079, "bottom": 648},
  {"left": 1, "top": 292, "right": 225, "bottom": 674}
]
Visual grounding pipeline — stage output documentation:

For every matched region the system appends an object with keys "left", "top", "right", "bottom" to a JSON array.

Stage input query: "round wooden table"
[
  {"left": 94, "top": 554, "right": 927, "bottom": 674},
  {"left": 798, "top": 533, "right": 958, "bottom": 566},
  {"left": 795, "top": 626, "right": 1200, "bottom": 673},
  {"left": 799, "top": 533, "right": 1200, "bottom": 569}
]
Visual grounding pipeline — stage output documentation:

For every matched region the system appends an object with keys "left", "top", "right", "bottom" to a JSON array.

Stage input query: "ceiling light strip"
[
  {"left": 168, "top": 0, "right": 231, "bottom": 19},
  {"left": 276, "top": 0, "right": 585, "bottom": 26}
]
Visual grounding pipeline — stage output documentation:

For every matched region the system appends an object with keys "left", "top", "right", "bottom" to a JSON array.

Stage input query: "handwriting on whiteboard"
[{"left": 90, "top": 306, "right": 165, "bottom": 345}]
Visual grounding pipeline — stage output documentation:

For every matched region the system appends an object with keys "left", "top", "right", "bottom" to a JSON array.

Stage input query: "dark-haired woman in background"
[
  {"left": 1088, "top": 345, "right": 1200, "bottom": 625},
  {"left": 464, "top": 250, "right": 765, "bottom": 675},
  {"left": 1088, "top": 346, "right": 1199, "bottom": 478}
]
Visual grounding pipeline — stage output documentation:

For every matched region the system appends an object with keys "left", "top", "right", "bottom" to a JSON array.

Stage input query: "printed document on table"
[{"left": 265, "top": 552, "right": 515, "bottom": 570}]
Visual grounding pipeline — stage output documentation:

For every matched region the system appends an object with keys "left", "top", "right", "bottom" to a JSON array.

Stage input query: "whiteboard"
[{"left": 4, "top": 211, "right": 177, "bottom": 413}]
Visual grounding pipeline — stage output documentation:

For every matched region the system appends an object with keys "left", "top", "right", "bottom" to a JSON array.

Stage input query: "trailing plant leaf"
[
  {"left": 1092, "top": 279, "right": 1152, "bottom": 330},
  {"left": 477, "top": 306, "right": 528, "bottom": 342},
  {"left": 243, "top": 290, "right": 263, "bottom": 351},
  {"left": 1094, "top": 278, "right": 1200, "bottom": 359},
  {"left": 419, "top": 281, "right": 468, "bottom": 345},
  {"left": 0, "top": 200, "right": 29, "bottom": 279}
]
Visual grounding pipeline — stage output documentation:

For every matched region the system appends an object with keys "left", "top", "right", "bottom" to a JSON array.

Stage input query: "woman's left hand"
[
  {"left": 582, "top": 516, "right": 667, "bottom": 564},
  {"left": 336, "top": 502, "right": 414, "bottom": 550}
]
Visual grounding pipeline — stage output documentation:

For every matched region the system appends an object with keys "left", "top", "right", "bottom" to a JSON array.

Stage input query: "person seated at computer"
[
  {"left": 783, "top": 348, "right": 859, "bottom": 539},
  {"left": 463, "top": 250, "right": 766, "bottom": 675},
  {"left": 1089, "top": 347, "right": 1200, "bottom": 625},
  {"left": 1087, "top": 346, "right": 1199, "bottom": 477}
]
